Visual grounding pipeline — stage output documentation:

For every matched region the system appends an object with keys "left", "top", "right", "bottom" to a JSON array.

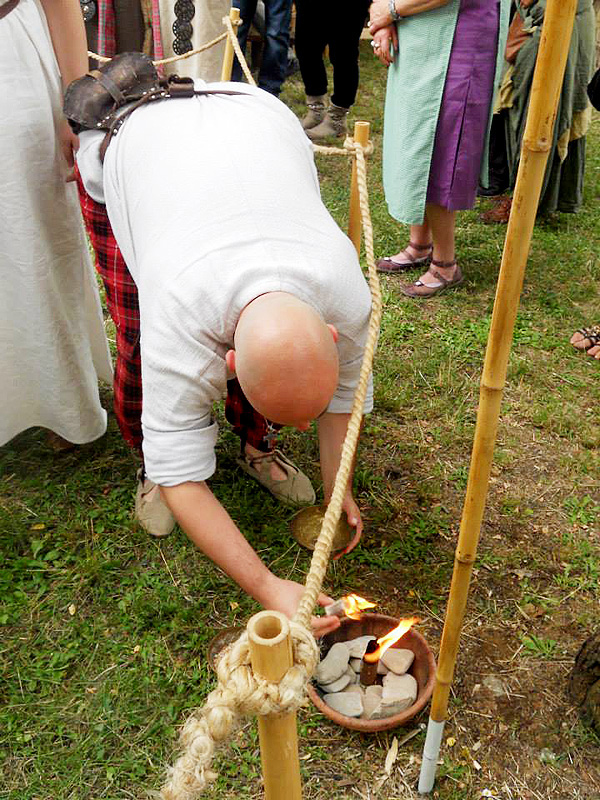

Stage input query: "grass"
[{"left": 2, "top": 41, "right": 600, "bottom": 800}]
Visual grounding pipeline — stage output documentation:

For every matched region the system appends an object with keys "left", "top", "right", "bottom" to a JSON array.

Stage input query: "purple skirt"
[{"left": 426, "top": 0, "right": 500, "bottom": 210}]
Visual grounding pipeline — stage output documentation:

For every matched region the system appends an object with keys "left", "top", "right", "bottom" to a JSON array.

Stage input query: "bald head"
[{"left": 230, "top": 292, "right": 339, "bottom": 428}]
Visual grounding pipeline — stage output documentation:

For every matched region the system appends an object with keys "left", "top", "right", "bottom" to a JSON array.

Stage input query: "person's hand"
[
  {"left": 369, "top": 0, "right": 393, "bottom": 34},
  {"left": 372, "top": 26, "right": 397, "bottom": 66},
  {"left": 263, "top": 577, "right": 341, "bottom": 637},
  {"left": 333, "top": 491, "right": 363, "bottom": 560},
  {"left": 58, "top": 118, "right": 79, "bottom": 182}
]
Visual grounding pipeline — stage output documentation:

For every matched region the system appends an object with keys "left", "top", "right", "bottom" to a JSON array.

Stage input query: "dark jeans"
[
  {"left": 294, "top": 0, "right": 370, "bottom": 109},
  {"left": 231, "top": 0, "right": 292, "bottom": 96}
]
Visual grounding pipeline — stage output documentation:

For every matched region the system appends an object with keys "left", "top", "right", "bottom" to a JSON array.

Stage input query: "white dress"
[{"left": 0, "top": 0, "right": 112, "bottom": 446}]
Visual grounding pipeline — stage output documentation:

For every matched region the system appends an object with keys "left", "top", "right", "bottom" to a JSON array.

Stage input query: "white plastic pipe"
[{"left": 418, "top": 717, "right": 445, "bottom": 793}]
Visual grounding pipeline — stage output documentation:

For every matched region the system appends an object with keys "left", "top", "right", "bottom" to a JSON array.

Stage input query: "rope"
[
  {"left": 160, "top": 136, "right": 382, "bottom": 800},
  {"left": 87, "top": 16, "right": 240, "bottom": 66},
  {"left": 294, "top": 139, "right": 382, "bottom": 628},
  {"left": 161, "top": 622, "right": 318, "bottom": 800}
]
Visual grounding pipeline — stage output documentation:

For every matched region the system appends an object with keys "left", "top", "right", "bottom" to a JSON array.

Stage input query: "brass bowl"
[
  {"left": 290, "top": 504, "right": 354, "bottom": 552},
  {"left": 207, "top": 626, "right": 245, "bottom": 671},
  {"left": 308, "top": 613, "right": 436, "bottom": 732}
]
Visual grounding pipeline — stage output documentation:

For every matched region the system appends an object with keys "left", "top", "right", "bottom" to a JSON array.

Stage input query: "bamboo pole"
[
  {"left": 348, "top": 121, "right": 370, "bottom": 253},
  {"left": 220, "top": 7, "right": 241, "bottom": 81},
  {"left": 418, "top": 0, "right": 578, "bottom": 792},
  {"left": 247, "top": 611, "right": 302, "bottom": 800}
]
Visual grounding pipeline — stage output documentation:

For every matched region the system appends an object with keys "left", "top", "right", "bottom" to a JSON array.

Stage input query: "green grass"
[{"left": 2, "top": 41, "right": 600, "bottom": 800}]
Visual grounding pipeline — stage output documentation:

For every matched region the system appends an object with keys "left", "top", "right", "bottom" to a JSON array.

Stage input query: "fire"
[
  {"left": 363, "top": 616, "right": 420, "bottom": 662},
  {"left": 343, "top": 594, "right": 376, "bottom": 620}
]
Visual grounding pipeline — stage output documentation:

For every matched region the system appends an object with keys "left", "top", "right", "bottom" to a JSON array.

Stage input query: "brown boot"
[
  {"left": 480, "top": 195, "right": 512, "bottom": 224},
  {"left": 301, "top": 94, "right": 327, "bottom": 130},
  {"left": 306, "top": 102, "right": 349, "bottom": 140}
]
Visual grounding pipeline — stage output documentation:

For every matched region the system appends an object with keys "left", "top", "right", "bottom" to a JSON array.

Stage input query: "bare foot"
[{"left": 46, "top": 431, "right": 76, "bottom": 452}]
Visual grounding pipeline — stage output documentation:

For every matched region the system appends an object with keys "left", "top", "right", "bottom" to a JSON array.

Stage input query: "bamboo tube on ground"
[
  {"left": 418, "top": 0, "right": 578, "bottom": 792},
  {"left": 348, "top": 121, "right": 370, "bottom": 253},
  {"left": 220, "top": 7, "right": 241, "bottom": 81},
  {"left": 247, "top": 611, "right": 302, "bottom": 800}
]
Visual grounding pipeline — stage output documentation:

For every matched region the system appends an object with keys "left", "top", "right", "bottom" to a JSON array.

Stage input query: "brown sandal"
[
  {"left": 401, "top": 260, "right": 463, "bottom": 299},
  {"left": 376, "top": 241, "right": 433, "bottom": 273}
]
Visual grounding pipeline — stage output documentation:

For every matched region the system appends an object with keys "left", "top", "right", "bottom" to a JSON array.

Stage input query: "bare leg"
[
  {"left": 387, "top": 218, "right": 432, "bottom": 263},
  {"left": 420, "top": 204, "right": 456, "bottom": 286}
]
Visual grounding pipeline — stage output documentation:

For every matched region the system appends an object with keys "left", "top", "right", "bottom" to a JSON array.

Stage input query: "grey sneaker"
[
  {"left": 236, "top": 449, "right": 316, "bottom": 506},
  {"left": 301, "top": 94, "right": 327, "bottom": 130},
  {"left": 306, "top": 103, "right": 349, "bottom": 140},
  {"left": 135, "top": 469, "right": 176, "bottom": 537}
]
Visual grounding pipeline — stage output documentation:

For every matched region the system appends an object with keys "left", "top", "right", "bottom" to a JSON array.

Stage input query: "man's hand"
[
  {"left": 333, "top": 491, "right": 363, "bottom": 560},
  {"left": 263, "top": 577, "right": 341, "bottom": 637}
]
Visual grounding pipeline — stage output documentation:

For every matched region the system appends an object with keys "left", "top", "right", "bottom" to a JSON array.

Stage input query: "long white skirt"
[{"left": 0, "top": 0, "right": 112, "bottom": 446}]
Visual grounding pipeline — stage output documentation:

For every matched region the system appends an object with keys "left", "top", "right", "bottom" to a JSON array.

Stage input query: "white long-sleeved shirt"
[{"left": 77, "top": 82, "right": 373, "bottom": 486}]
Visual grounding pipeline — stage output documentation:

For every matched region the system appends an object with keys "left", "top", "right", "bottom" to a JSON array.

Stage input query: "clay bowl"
[{"left": 308, "top": 613, "right": 436, "bottom": 732}]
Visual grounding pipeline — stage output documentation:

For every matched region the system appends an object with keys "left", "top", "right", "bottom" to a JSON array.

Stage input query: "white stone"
[
  {"left": 346, "top": 635, "right": 376, "bottom": 658},
  {"left": 345, "top": 665, "right": 360, "bottom": 684},
  {"left": 361, "top": 684, "right": 383, "bottom": 720},
  {"left": 315, "top": 642, "right": 350, "bottom": 685},
  {"left": 323, "top": 691, "right": 364, "bottom": 717},
  {"left": 482, "top": 675, "right": 505, "bottom": 697},
  {"left": 342, "top": 684, "right": 364, "bottom": 695},
  {"left": 376, "top": 660, "right": 389, "bottom": 675},
  {"left": 349, "top": 657, "right": 363, "bottom": 673},
  {"left": 318, "top": 671, "right": 351, "bottom": 694},
  {"left": 381, "top": 648, "right": 415, "bottom": 675},
  {"left": 371, "top": 672, "right": 418, "bottom": 717}
]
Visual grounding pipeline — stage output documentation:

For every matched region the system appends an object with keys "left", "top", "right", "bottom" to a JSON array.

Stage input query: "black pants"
[{"left": 294, "top": 0, "right": 370, "bottom": 109}]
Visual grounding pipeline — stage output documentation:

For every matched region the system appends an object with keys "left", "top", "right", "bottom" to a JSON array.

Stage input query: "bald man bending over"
[{"left": 76, "top": 80, "right": 373, "bottom": 635}]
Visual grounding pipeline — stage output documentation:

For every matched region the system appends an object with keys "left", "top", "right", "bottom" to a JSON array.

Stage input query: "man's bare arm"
[
  {"left": 317, "top": 412, "right": 363, "bottom": 556},
  {"left": 160, "top": 480, "right": 340, "bottom": 635}
]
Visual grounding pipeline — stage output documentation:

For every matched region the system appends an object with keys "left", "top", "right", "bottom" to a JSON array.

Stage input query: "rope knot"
[{"left": 343, "top": 135, "right": 374, "bottom": 157}]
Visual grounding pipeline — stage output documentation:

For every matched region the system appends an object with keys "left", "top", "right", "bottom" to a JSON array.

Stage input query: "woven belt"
[{"left": 0, "top": 0, "right": 20, "bottom": 20}]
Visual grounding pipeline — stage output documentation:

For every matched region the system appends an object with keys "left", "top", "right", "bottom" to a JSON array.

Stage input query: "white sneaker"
[{"left": 134, "top": 469, "right": 175, "bottom": 537}]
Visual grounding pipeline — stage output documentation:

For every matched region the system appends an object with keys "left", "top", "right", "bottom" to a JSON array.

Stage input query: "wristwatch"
[{"left": 388, "top": 0, "right": 404, "bottom": 22}]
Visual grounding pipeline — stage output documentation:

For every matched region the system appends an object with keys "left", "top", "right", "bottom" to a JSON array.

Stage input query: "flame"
[
  {"left": 343, "top": 594, "right": 377, "bottom": 620},
  {"left": 363, "top": 616, "right": 420, "bottom": 662}
]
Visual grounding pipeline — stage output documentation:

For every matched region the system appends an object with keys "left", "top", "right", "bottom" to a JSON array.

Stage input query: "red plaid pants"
[{"left": 76, "top": 173, "right": 279, "bottom": 456}]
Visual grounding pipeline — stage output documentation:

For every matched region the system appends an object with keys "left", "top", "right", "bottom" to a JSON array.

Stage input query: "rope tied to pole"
[
  {"left": 87, "top": 16, "right": 241, "bottom": 67},
  {"left": 160, "top": 138, "right": 383, "bottom": 800},
  {"left": 161, "top": 622, "right": 318, "bottom": 800}
]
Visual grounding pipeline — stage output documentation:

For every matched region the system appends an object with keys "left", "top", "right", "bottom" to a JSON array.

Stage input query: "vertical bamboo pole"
[
  {"left": 418, "top": 0, "right": 578, "bottom": 792},
  {"left": 247, "top": 611, "right": 302, "bottom": 800},
  {"left": 348, "top": 121, "right": 370, "bottom": 253},
  {"left": 220, "top": 7, "right": 241, "bottom": 81}
]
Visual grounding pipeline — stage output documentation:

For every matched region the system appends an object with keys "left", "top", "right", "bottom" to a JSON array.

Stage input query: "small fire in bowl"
[
  {"left": 311, "top": 608, "right": 431, "bottom": 729},
  {"left": 360, "top": 616, "right": 420, "bottom": 686}
]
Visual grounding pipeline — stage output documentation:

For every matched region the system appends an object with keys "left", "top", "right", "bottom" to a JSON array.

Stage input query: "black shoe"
[{"left": 477, "top": 183, "right": 508, "bottom": 198}]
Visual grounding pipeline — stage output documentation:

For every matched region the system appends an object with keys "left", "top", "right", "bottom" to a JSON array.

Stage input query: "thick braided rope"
[
  {"left": 160, "top": 622, "right": 318, "bottom": 800},
  {"left": 294, "top": 139, "right": 382, "bottom": 628},
  {"left": 159, "top": 139, "right": 382, "bottom": 800},
  {"left": 87, "top": 15, "right": 241, "bottom": 67}
]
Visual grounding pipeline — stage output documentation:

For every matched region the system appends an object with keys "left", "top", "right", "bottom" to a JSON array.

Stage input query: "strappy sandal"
[
  {"left": 376, "top": 241, "right": 433, "bottom": 273},
  {"left": 571, "top": 325, "right": 600, "bottom": 351},
  {"left": 400, "top": 260, "right": 463, "bottom": 299}
]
